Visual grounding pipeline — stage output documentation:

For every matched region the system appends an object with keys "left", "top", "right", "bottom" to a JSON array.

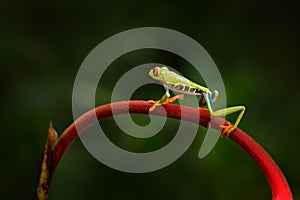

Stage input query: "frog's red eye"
[{"left": 153, "top": 67, "right": 159, "bottom": 76}]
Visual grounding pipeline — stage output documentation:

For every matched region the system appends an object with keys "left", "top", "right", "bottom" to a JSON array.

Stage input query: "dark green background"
[{"left": 1, "top": 1, "right": 299, "bottom": 199}]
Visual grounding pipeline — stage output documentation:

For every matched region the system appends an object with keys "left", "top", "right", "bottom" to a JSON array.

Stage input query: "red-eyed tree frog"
[{"left": 148, "top": 66, "right": 245, "bottom": 138}]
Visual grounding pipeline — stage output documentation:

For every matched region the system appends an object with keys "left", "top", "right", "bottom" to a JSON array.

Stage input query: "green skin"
[{"left": 148, "top": 66, "right": 245, "bottom": 136}]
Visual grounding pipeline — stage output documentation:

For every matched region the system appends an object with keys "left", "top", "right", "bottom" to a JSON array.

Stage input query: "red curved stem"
[{"left": 45, "top": 100, "right": 292, "bottom": 200}]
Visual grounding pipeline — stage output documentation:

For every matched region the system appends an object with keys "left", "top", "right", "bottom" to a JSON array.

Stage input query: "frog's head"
[{"left": 148, "top": 66, "right": 169, "bottom": 81}]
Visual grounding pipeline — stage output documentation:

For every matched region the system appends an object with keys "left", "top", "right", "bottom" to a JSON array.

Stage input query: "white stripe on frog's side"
[{"left": 163, "top": 83, "right": 203, "bottom": 96}]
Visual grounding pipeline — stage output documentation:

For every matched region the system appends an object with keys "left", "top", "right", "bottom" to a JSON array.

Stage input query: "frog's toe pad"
[{"left": 220, "top": 122, "right": 233, "bottom": 139}]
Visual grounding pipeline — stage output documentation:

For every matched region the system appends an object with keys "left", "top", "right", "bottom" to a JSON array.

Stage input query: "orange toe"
[
  {"left": 219, "top": 122, "right": 233, "bottom": 139},
  {"left": 148, "top": 100, "right": 159, "bottom": 104},
  {"left": 178, "top": 94, "right": 184, "bottom": 100}
]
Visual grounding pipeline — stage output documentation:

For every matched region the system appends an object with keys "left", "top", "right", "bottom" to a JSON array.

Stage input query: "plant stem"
[{"left": 37, "top": 100, "right": 293, "bottom": 200}]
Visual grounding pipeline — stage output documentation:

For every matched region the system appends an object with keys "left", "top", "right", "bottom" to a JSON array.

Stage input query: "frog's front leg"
[
  {"left": 149, "top": 89, "right": 170, "bottom": 112},
  {"left": 165, "top": 93, "right": 184, "bottom": 104},
  {"left": 149, "top": 87, "right": 184, "bottom": 111}
]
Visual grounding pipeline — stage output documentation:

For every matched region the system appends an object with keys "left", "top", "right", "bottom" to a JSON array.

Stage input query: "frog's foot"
[
  {"left": 148, "top": 100, "right": 159, "bottom": 104},
  {"left": 220, "top": 122, "right": 233, "bottom": 139},
  {"left": 148, "top": 100, "right": 161, "bottom": 112},
  {"left": 165, "top": 94, "right": 184, "bottom": 104},
  {"left": 199, "top": 108, "right": 209, "bottom": 111},
  {"left": 148, "top": 94, "right": 184, "bottom": 112}
]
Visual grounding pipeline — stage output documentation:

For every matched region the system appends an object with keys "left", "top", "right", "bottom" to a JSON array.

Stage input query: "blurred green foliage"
[{"left": 1, "top": 0, "right": 299, "bottom": 199}]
